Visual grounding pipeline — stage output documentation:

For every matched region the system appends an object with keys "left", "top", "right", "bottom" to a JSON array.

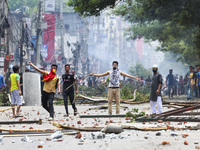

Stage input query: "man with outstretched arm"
[
  {"left": 28, "top": 62, "right": 60, "bottom": 121},
  {"left": 90, "top": 61, "right": 138, "bottom": 115}
]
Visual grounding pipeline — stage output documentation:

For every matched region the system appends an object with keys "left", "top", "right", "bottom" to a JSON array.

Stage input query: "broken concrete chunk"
[
  {"left": 162, "top": 141, "right": 170, "bottom": 145},
  {"left": 170, "top": 132, "right": 178, "bottom": 137},
  {"left": 182, "top": 134, "right": 189, "bottom": 138},
  {"left": 51, "top": 131, "right": 63, "bottom": 139},
  {"left": 109, "top": 133, "right": 117, "bottom": 139},
  {"left": 156, "top": 132, "right": 161, "bottom": 136},
  {"left": 78, "top": 142, "right": 84, "bottom": 145},
  {"left": 37, "top": 145, "right": 43, "bottom": 148},
  {"left": 101, "top": 124, "right": 123, "bottom": 134},
  {"left": 75, "top": 132, "right": 82, "bottom": 139},
  {"left": 21, "top": 135, "right": 30, "bottom": 142},
  {"left": 184, "top": 140, "right": 188, "bottom": 145},
  {"left": 195, "top": 146, "right": 200, "bottom": 149},
  {"left": 91, "top": 132, "right": 105, "bottom": 139},
  {"left": 0, "top": 136, "right": 3, "bottom": 143}
]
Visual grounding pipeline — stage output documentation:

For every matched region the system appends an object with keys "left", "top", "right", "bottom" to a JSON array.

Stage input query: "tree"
[
  {"left": 67, "top": 0, "right": 200, "bottom": 65},
  {"left": 129, "top": 63, "right": 152, "bottom": 79},
  {"left": 112, "top": 0, "right": 200, "bottom": 64},
  {"left": 7, "top": 0, "right": 39, "bottom": 16},
  {"left": 67, "top": 0, "right": 119, "bottom": 17}
]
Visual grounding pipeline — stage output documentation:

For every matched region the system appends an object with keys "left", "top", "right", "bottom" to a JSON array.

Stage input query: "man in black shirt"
[
  {"left": 62, "top": 64, "right": 78, "bottom": 116},
  {"left": 150, "top": 65, "right": 163, "bottom": 115}
]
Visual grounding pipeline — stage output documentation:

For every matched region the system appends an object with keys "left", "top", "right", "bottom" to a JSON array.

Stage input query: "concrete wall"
[{"left": 23, "top": 72, "right": 41, "bottom": 106}]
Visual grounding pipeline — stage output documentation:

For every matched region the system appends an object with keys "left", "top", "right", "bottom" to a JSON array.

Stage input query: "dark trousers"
[
  {"left": 168, "top": 85, "right": 173, "bottom": 97},
  {"left": 198, "top": 86, "right": 200, "bottom": 98},
  {"left": 42, "top": 91, "right": 55, "bottom": 118},
  {"left": 63, "top": 90, "right": 76, "bottom": 114},
  {"left": 195, "top": 86, "right": 199, "bottom": 98}
]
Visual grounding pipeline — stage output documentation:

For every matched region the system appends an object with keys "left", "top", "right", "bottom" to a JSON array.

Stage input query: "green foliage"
[
  {"left": 135, "top": 92, "right": 150, "bottom": 102},
  {"left": 129, "top": 63, "right": 152, "bottom": 79},
  {"left": 78, "top": 85, "right": 107, "bottom": 97},
  {"left": 121, "top": 81, "right": 150, "bottom": 101},
  {"left": 67, "top": 0, "right": 200, "bottom": 65},
  {"left": 67, "top": 0, "right": 118, "bottom": 17},
  {"left": 7, "top": 0, "right": 74, "bottom": 16},
  {"left": 112, "top": 0, "right": 200, "bottom": 64},
  {"left": 7, "top": 0, "right": 39, "bottom": 16},
  {"left": 121, "top": 85, "right": 133, "bottom": 99},
  {"left": 54, "top": 99, "right": 72, "bottom": 105},
  {"left": 126, "top": 108, "right": 145, "bottom": 122},
  {"left": 0, "top": 88, "right": 9, "bottom": 106}
]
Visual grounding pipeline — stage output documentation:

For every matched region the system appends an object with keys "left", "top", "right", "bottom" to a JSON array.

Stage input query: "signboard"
[
  {"left": 58, "top": 56, "right": 61, "bottom": 61},
  {"left": 45, "top": 0, "right": 55, "bottom": 12},
  {"left": 0, "top": 57, "right": 4, "bottom": 68},
  {"left": 1, "top": 38, "right": 4, "bottom": 50},
  {"left": 10, "top": 52, "right": 14, "bottom": 60},
  {"left": 5, "top": 55, "right": 10, "bottom": 61},
  {"left": 43, "top": 14, "right": 55, "bottom": 62},
  {"left": 41, "top": 45, "right": 48, "bottom": 58}
]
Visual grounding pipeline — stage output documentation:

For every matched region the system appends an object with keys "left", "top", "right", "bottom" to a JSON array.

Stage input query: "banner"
[
  {"left": 45, "top": 0, "right": 55, "bottom": 12},
  {"left": 41, "top": 45, "right": 48, "bottom": 58},
  {"left": 43, "top": 14, "right": 55, "bottom": 62}
]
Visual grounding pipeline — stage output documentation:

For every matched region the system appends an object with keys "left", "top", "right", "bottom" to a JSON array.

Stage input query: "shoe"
[
  {"left": 63, "top": 114, "right": 69, "bottom": 117},
  {"left": 15, "top": 115, "right": 23, "bottom": 118},
  {"left": 74, "top": 109, "right": 78, "bottom": 116},
  {"left": 48, "top": 117, "right": 54, "bottom": 121}
]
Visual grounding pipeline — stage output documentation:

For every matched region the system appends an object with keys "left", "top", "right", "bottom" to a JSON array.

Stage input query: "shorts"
[{"left": 11, "top": 90, "right": 22, "bottom": 105}]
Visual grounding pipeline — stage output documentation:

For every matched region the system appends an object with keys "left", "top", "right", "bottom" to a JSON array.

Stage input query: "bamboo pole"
[
  {"left": 53, "top": 122, "right": 188, "bottom": 131},
  {"left": 65, "top": 74, "right": 91, "bottom": 91}
]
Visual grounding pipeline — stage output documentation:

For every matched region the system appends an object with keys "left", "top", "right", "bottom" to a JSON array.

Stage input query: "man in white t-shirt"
[{"left": 90, "top": 61, "right": 138, "bottom": 115}]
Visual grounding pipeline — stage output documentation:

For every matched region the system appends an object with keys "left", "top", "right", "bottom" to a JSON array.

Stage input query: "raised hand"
[{"left": 28, "top": 61, "right": 32, "bottom": 66}]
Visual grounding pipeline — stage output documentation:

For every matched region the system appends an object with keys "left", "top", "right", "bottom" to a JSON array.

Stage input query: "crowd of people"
[
  {"left": 1, "top": 61, "right": 200, "bottom": 119},
  {"left": 165, "top": 65, "right": 200, "bottom": 100}
]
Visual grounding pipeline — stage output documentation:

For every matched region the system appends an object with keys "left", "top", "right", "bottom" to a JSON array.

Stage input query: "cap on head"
[{"left": 152, "top": 64, "right": 158, "bottom": 68}]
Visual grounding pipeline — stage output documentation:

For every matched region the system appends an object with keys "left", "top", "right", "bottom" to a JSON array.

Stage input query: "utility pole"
[
  {"left": 60, "top": 0, "right": 64, "bottom": 59},
  {"left": 20, "top": 20, "right": 24, "bottom": 72},
  {"left": 35, "top": 0, "right": 43, "bottom": 66},
  {"left": 0, "top": 0, "right": 4, "bottom": 58}
]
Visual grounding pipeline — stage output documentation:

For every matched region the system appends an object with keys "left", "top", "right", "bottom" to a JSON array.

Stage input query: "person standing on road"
[
  {"left": 194, "top": 65, "right": 200, "bottom": 100},
  {"left": 8, "top": 65, "right": 22, "bottom": 118},
  {"left": 62, "top": 64, "right": 78, "bottom": 117},
  {"left": 150, "top": 65, "right": 163, "bottom": 115},
  {"left": 189, "top": 66, "right": 195, "bottom": 100},
  {"left": 0, "top": 73, "right": 5, "bottom": 90},
  {"left": 166, "top": 69, "right": 174, "bottom": 98},
  {"left": 196, "top": 66, "right": 200, "bottom": 99},
  {"left": 28, "top": 62, "right": 60, "bottom": 121},
  {"left": 90, "top": 61, "right": 138, "bottom": 115}
]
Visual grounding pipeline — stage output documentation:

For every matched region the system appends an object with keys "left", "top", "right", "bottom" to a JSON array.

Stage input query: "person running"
[
  {"left": 62, "top": 64, "right": 78, "bottom": 117},
  {"left": 28, "top": 62, "right": 60, "bottom": 121},
  {"left": 8, "top": 65, "right": 22, "bottom": 118},
  {"left": 90, "top": 61, "right": 138, "bottom": 115},
  {"left": 150, "top": 65, "right": 163, "bottom": 115},
  {"left": 166, "top": 69, "right": 174, "bottom": 98}
]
